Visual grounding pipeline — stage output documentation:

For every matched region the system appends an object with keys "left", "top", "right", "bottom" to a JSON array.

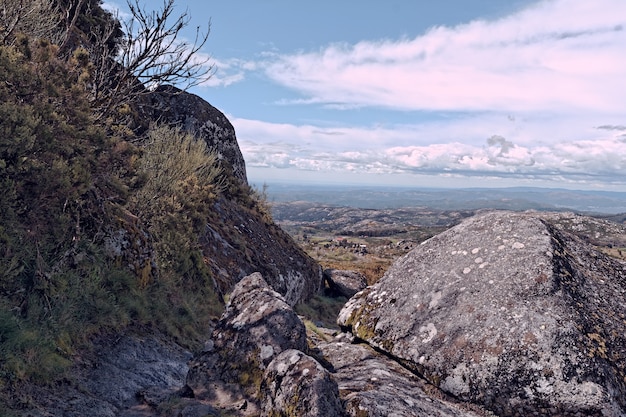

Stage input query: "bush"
[{"left": 0, "top": 41, "right": 226, "bottom": 394}]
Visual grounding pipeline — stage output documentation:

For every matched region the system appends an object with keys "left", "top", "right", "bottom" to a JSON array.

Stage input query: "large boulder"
[
  {"left": 261, "top": 349, "right": 345, "bottom": 417},
  {"left": 186, "top": 273, "right": 308, "bottom": 408},
  {"left": 338, "top": 211, "right": 626, "bottom": 416}
]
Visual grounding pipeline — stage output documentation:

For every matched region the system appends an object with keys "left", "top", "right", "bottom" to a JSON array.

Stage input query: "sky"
[{"left": 105, "top": 0, "right": 626, "bottom": 191}]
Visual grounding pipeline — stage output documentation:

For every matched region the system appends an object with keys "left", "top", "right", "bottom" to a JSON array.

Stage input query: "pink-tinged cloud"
[
  {"left": 234, "top": 116, "right": 626, "bottom": 186},
  {"left": 264, "top": 0, "right": 626, "bottom": 113}
]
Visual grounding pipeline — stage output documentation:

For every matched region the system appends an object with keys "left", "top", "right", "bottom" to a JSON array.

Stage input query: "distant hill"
[{"left": 258, "top": 183, "right": 626, "bottom": 214}]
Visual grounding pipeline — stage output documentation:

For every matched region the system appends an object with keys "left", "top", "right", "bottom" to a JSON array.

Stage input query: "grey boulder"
[
  {"left": 186, "top": 272, "right": 308, "bottom": 410},
  {"left": 338, "top": 211, "right": 626, "bottom": 416},
  {"left": 261, "top": 349, "right": 344, "bottom": 417}
]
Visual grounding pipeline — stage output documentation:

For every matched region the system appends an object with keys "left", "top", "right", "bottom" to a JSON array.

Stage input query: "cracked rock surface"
[{"left": 338, "top": 211, "right": 626, "bottom": 416}]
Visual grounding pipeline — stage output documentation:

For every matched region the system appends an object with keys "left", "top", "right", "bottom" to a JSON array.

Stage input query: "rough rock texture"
[
  {"left": 324, "top": 269, "right": 368, "bottom": 298},
  {"left": 186, "top": 273, "right": 308, "bottom": 410},
  {"left": 142, "top": 85, "right": 247, "bottom": 183},
  {"left": 261, "top": 349, "right": 345, "bottom": 417},
  {"left": 24, "top": 336, "right": 191, "bottom": 417},
  {"left": 318, "top": 339, "right": 488, "bottom": 417},
  {"left": 338, "top": 211, "right": 626, "bottom": 416},
  {"left": 203, "top": 198, "right": 322, "bottom": 306}
]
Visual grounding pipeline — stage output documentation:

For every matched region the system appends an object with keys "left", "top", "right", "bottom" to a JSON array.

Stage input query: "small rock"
[
  {"left": 324, "top": 269, "right": 368, "bottom": 298},
  {"left": 261, "top": 349, "right": 345, "bottom": 417}
]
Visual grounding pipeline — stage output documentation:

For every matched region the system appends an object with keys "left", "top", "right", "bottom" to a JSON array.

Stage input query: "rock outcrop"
[
  {"left": 338, "top": 211, "right": 626, "bottom": 416},
  {"left": 142, "top": 85, "right": 247, "bottom": 183},
  {"left": 185, "top": 272, "right": 330, "bottom": 414},
  {"left": 318, "top": 339, "right": 486, "bottom": 417},
  {"left": 187, "top": 273, "right": 308, "bottom": 391},
  {"left": 25, "top": 336, "right": 192, "bottom": 417},
  {"left": 202, "top": 198, "right": 322, "bottom": 306},
  {"left": 324, "top": 269, "right": 368, "bottom": 298},
  {"left": 135, "top": 86, "right": 322, "bottom": 305}
]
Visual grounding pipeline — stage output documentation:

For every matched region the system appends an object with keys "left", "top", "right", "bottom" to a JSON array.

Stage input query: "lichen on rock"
[
  {"left": 260, "top": 349, "right": 345, "bottom": 417},
  {"left": 338, "top": 211, "right": 626, "bottom": 416}
]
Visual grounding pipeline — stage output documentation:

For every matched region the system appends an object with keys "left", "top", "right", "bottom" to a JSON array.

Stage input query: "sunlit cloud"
[
  {"left": 102, "top": 1, "right": 132, "bottom": 20},
  {"left": 263, "top": 0, "right": 626, "bottom": 113},
  {"left": 200, "top": 57, "right": 256, "bottom": 87},
  {"left": 235, "top": 116, "right": 626, "bottom": 187}
]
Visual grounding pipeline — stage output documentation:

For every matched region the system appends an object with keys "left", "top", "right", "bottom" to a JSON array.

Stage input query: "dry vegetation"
[{"left": 299, "top": 234, "right": 417, "bottom": 285}]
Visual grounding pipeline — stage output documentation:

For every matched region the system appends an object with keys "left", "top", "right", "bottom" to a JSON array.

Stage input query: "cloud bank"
[{"left": 236, "top": 117, "right": 626, "bottom": 188}]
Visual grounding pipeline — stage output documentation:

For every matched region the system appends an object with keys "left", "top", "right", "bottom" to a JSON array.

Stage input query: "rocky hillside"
[
  {"left": 3, "top": 2, "right": 626, "bottom": 416},
  {"left": 101, "top": 210, "right": 626, "bottom": 416},
  {"left": 0, "top": 2, "right": 320, "bottom": 414}
]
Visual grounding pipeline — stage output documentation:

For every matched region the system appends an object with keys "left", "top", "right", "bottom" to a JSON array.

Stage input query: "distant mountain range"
[{"left": 257, "top": 183, "right": 626, "bottom": 215}]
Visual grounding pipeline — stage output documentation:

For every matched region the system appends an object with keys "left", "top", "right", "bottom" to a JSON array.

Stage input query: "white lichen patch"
[
  {"left": 471, "top": 247, "right": 481, "bottom": 254},
  {"left": 260, "top": 344, "right": 275, "bottom": 361},
  {"left": 419, "top": 323, "right": 438, "bottom": 343},
  {"left": 463, "top": 267, "right": 472, "bottom": 274},
  {"left": 429, "top": 291, "right": 443, "bottom": 309},
  {"left": 441, "top": 363, "right": 471, "bottom": 396},
  {"left": 474, "top": 257, "right": 483, "bottom": 264},
  {"left": 512, "top": 242, "right": 525, "bottom": 249}
]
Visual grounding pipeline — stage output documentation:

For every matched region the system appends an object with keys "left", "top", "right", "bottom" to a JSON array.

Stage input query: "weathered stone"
[
  {"left": 178, "top": 403, "right": 222, "bottom": 417},
  {"left": 324, "top": 269, "right": 368, "bottom": 298},
  {"left": 142, "top": 85, "right": 247, "bottom": 183},
  {"left": 318, "top": 340, "right": 488, "bottom": 417},
  {"left": 202, "top": 197, "right": 323, "bottom": 306},
  {"left": 187, "top": 273, "right": 308, "bottom": 402},
  {"left": 261, "top": 349, "right": 345, "bottom": 417},
  {"left": 338, "top": 211, "right": 626, "bottom": 416},
  {"left": 23, "top": 336, "right": 192, "bottom": 417},
  {"left": 82, "top": 336, "right": 192, "bottom": 410}
]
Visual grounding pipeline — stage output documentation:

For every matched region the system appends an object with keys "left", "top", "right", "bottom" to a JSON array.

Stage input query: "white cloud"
[
  {"left": 263, "top": 0, "right": 626, "bottom": 114},
  {"left": 218, "top": 0, "right": 626, "bottom": 189},
  {"left": 102, "top": 1, "right": 131, "bottom": 20},
  {"left": 200, "top": 57, "right": 256, "bottom": 87},
  {"left": 234, "top": 116, "right": 626, "bottom": 187}
]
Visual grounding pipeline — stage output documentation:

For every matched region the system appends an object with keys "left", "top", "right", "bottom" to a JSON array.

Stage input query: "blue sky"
[{"left": 106, "top": 0, "right": 626, "bottom": 191}]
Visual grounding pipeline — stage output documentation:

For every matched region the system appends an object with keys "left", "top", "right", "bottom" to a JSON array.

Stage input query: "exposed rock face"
[
  {"left": 317, "top": 340, "right": 486, "bottom": 417},
  {"left": 186, "top": 273, "right": 309, "bottom": 410},
  {"left": 261, "top": 349, "right": 345, "bottom": 417},
  {"left": 324, "top": 269, "right": 368, "bottom": 298},
  {"left": 140, "top": 86, "right": 322, "bottom": 305},
  {"left": 25, "top": 336, "right": 192, "bottom": 417},
  {"left": 142, "top": 85, "right": 247, "bottom": 183},
  {"left": 338, "top": 211, "right": 626, "bottom": 416},
  {"left": 203, "top": 198, "right": 322, "bottom": 306}
]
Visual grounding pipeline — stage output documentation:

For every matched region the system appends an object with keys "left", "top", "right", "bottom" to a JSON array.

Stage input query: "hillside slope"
[{"left": 0, "top": 7, "right": 320, "bottom": 414}]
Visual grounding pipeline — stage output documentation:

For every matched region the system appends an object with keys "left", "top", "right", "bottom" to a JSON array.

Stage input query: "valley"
[{"left": 270, "top": 198, "right": 626, "bottom": 285}]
